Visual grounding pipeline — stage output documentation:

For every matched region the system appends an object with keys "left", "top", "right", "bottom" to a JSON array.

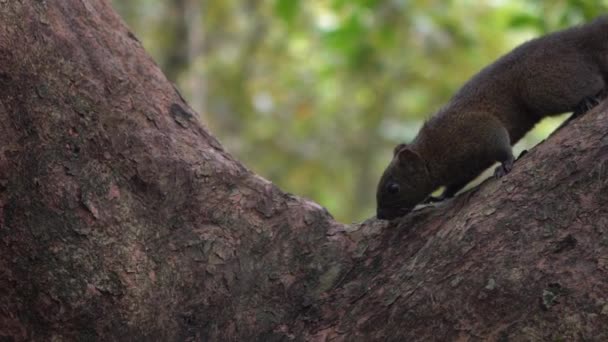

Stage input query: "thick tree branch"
[{"left": 0, "top": 2, "right": 607, "bottom": 341}]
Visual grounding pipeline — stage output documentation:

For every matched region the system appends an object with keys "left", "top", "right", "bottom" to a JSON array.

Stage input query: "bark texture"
[{"left": 1, "top": 1, "right": 608, "bottom": 341}]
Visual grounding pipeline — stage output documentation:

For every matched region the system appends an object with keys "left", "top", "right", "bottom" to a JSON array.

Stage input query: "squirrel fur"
[{"left": 376, "top": 16, "right": 608, "bottom": 220}]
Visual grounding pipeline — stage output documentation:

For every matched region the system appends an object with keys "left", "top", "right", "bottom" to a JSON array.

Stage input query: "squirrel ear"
[
  {"left": 396, "top": 147, "right": 423, "bottom": 166},
  {"left": 393, "top": 143, "right": 407, "bottom": 156}
]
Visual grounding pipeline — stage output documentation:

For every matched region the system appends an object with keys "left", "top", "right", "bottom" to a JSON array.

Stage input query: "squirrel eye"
[{"left": 387, "top": 183, "right": 400, "bottom": 194}]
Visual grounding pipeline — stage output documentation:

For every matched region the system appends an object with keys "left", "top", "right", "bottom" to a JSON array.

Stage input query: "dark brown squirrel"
[{"left": 376, "top": 16, "right": 608, "bottom": 220}]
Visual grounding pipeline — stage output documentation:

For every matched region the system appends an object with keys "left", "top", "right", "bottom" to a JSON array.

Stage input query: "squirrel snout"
[{"left": 377, "top": 207, "right": 410, "bottom": 220}]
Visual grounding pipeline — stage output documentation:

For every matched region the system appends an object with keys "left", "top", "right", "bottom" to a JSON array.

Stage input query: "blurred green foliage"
[{"left": 113, "top": 0, "right": 608, "bottom": 222}]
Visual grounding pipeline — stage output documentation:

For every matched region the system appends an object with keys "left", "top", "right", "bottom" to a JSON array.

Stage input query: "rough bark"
[{"left": 1, "top": 1, "right": 607, "bottom": 341}]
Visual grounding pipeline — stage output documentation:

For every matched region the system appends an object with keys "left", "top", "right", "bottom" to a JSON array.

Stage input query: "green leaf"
[
  {"left": 322, "top": 14, "right": 364, "bottom": 55},
  {"left": 274, "top": 0, "right": 300, "bottom": 24},
  {"left": 507, "top": 13, "right": 542, "bottom": 29}
]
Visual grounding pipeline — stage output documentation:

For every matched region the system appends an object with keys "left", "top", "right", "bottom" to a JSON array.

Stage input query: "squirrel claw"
[{"left": 494, "top": 160, "right": 514, "bottom": 178}]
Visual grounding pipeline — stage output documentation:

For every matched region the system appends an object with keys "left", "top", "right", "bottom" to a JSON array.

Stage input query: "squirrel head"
[{"left": 376, "top": 143, "right": 433, "bottom": 220}]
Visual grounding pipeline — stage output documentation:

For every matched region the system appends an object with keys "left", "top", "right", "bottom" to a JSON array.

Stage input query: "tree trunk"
[{"left": 1, "top": 2, "right": 607, "bottom": 341}]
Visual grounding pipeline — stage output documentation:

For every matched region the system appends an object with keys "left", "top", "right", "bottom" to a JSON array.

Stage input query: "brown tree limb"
[{"left": 0, "top": 2, "right": 607, "bottom": 341}]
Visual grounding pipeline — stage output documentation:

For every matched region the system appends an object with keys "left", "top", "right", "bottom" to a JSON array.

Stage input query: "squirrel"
[{"left": 376, "top": 16, "right": 608, "bottom": 220}]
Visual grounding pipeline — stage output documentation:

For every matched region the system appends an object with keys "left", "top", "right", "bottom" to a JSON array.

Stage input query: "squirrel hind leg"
[
  {"left": 551, "top": 89, "right": 607, "bottom": 137},
  {"left": 572, "top": 91, "right": 604, "bottom": 116}
]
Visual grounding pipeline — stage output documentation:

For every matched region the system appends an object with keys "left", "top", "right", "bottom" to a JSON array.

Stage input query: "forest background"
[{"left": 113, "top": 0, "right": 607, "bottom": 222}]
